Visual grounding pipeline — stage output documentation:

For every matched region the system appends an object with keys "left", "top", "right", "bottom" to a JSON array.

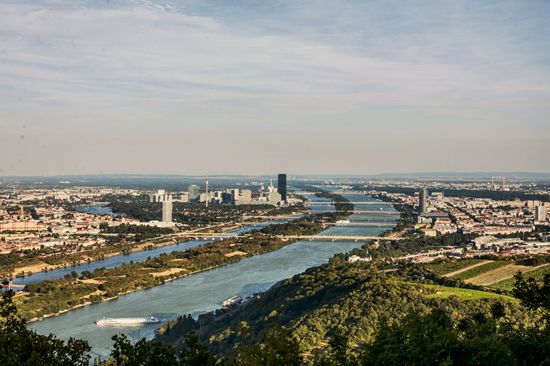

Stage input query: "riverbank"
[{"left": 18, "top": 206, "right": 353, "bottom": 321}]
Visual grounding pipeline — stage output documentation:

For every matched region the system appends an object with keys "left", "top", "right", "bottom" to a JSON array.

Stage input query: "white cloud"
[
  {"left": 0, "top": 0, "right": 548, "bottom": 175},
  {"left": 1, "top": 0, "right": 548, "bottom": 111}
]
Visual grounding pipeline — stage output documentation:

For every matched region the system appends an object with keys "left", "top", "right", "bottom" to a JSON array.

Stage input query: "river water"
[{"left": 30, "top": 193, "right": 397, "bottom": 360}]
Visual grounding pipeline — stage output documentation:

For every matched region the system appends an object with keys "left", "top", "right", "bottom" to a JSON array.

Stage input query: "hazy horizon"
[
  {"left": 1, "top": 0, "right": 549, "bottom": 175},
  {"left": 2, "top": 171, "right": 550, "bottom": 180}
]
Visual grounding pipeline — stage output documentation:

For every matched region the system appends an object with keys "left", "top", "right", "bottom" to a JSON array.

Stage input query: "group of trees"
[{"left": 99, "top": 223, "right": 174, "bottom": 242}]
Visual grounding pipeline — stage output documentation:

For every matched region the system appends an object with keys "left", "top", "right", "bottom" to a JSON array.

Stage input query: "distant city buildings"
[
  {"left": 149, "top": 190, "right": 172, "bottom": 203},
  {"left": 149, "top": 174, "right": 290, "bottom": 209}
]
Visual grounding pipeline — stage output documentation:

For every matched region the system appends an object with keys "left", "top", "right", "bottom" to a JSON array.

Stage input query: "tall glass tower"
[
  {"left": 419, "top": 187, "right": 428, "bottom": 215},
  {"left": 278, "top": 174, "right": 287, "bottom": 201}
]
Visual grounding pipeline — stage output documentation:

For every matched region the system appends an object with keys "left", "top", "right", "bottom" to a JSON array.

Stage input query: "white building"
[
  {"left": 535, "top": 205, "right": 547, "bottom": 222},
  {"left": 162, "top": 200, "right": 173, "bottom": 223}
]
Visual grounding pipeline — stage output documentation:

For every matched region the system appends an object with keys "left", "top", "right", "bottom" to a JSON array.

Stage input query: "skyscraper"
[
  {"left": 162, "top": 200, "right": 173, "bottom": 223},
  {"left": 188, "top": 184, "right": 200, "bottom": 201},
  {"left": 205, "top": 176, "right": 209, "bottom": 208},
  {"left": 278, "top": 174, "right": 287, "bottom": 201},
  {"left": 419, "top": 187, "right": 428, "bottom": 215},
  {"left": 535, "top": 205, "right": 546, "bottom": 222}
]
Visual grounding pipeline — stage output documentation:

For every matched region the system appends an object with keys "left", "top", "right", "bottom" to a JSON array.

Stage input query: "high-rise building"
[
  {"left": 221, "top": 192, "right": 233, "bottom": 205},
  {"left": 268, "top": 191, "right": 282, "bottom": 205},
  {"left": 278, "top": 174, "right": 287, "bottom": 201},
  {"left": 162, "top": 200, "right": 173, "bottom": 223},
  {"left": 240, "top": 189, "right": 252, "bottom": 203},
  {"left": 205, "top": 177, "right": 209, "bottom": 208},
  {"left": 535, "top": 206, "right": 547, "bottom": 222},
  {"left": 419, "top": 187, "right": 428, "bottom": 215},
  {"left": 188, "top": 185, "right": 200, "bottom": 201},
  {"left": 231, "top": 188, "right": 240, "bottom": 202}
]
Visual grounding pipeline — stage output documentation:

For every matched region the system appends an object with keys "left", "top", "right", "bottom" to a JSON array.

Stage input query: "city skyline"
[{"left": 1, "top": 0, "right": 549, "bottom": 175}]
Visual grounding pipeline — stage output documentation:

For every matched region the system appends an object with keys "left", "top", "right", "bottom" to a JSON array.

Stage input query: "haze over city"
[{"left": 1, "top": 0, "right": 549, "bottom": 176}]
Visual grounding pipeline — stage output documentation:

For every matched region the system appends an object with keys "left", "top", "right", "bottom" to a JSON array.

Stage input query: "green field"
[
  {"left": 420, "top": 284, "right": 517, "bottom": 302},
  {"left": 490, "top": 264, "right": 550, "bottom": 291},
  {"left": 425, "top": 259, "right": 485, "bottom": 276},
  {"left": 453, "top": 260, "right": 511, "bottom": 281}
]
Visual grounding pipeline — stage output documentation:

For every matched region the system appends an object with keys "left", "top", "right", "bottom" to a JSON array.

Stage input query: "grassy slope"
[{"left": 420, "top": 284, "right": 517, "bottom": 302}]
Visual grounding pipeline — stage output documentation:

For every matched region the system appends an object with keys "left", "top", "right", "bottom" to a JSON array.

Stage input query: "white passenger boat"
[
  {"left": 95, "top": 316, "right": 160, "bottom": 326},
  {"left": 336, "top": 219, "right": 350, "bottom": 226}
]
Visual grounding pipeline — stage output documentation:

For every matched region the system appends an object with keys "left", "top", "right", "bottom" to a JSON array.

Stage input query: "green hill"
[{"left": 155, "top": 261, "right": 525, "bottom": 361}]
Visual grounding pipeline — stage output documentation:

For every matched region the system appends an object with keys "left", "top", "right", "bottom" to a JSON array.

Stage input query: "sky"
[{"left": 0, "top": 0, "right": 549, "bottom": 176}]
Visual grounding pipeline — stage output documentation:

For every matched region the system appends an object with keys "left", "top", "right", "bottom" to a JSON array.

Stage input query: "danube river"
[{"left": 30, "top": 192, "right": 397, "bottom": 360}]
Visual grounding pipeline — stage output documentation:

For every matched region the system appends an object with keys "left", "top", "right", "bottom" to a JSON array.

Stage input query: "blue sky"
[{"left": 1, "top": 0, "right": 549, "bottom": 175}]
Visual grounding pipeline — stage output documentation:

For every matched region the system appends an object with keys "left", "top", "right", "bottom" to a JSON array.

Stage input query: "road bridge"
[
  {"left": 307, "top": 201, "right": 394, "bottom": 206},
  {"left": 328, "top": 222, "right": 396, "bottom": 228},
  {"left": 308, "top": 210, "right": 399, "bottom": 215}
]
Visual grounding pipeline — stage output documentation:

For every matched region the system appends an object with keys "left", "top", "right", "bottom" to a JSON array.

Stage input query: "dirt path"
[{"left": 443, "top": 260, "right": 493, "bottom": 278}]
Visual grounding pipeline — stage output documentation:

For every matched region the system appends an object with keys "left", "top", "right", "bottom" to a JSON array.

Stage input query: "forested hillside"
[{"left": 155, "top": 260, "right": 536, "bottom": 362}]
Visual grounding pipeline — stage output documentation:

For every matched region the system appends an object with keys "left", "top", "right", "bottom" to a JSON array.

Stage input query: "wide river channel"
[{"left": 30, "top": 192, "right": 398, "bottom": 359}]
